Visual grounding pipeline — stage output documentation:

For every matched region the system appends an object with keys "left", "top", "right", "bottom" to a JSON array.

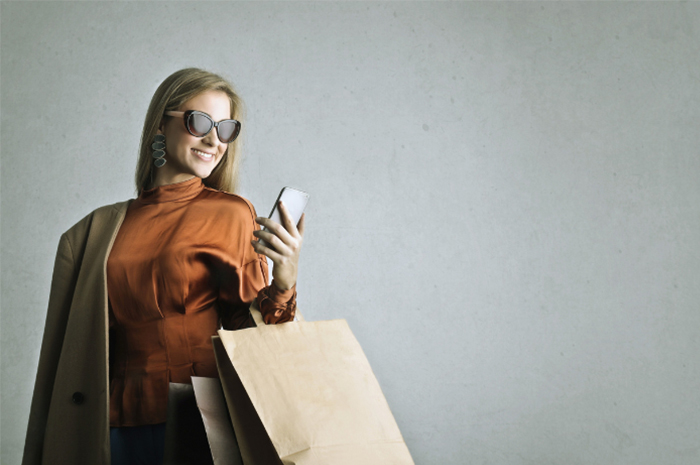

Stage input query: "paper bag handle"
[
  {"left": 249, "top": 298, "right": 303, "bottom": 327},
  {"left": 249, "top": 299, "right": 265, "bottom": 326}
]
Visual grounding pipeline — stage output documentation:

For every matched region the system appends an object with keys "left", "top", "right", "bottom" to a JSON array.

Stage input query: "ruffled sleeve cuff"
[{"left": 257, "top": 282, "right": 296, "bottom": 324}]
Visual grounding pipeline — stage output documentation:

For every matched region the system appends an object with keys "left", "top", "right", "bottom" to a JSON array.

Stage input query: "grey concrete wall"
[{"left": 2, "top": 2, "right": 699, "bottom": 464}]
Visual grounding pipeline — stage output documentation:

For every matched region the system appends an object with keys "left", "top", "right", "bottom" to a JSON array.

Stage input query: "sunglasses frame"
[{"left": 164, "top": 110, "right": 241, "bottom": 143}]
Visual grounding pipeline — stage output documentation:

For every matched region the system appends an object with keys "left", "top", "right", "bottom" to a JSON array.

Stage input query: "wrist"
[
  {"left": 267, "top": 280, "right": 296, "bottom": 305},
  {"left": 272, "top": 278, "right": 295, "bottom": 292}
]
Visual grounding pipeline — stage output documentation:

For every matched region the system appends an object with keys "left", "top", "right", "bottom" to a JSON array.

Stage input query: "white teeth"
[{"left": 193, "top": 149, "right": 213, "bottom": 159}]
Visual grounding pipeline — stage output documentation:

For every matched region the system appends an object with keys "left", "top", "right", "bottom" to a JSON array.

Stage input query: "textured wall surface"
[{"left": 2, "top": 2, "right": 699, "bottom": 464}]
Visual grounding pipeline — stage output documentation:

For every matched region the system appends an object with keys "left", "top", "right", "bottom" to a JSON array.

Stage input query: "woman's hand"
[{"left": 252, "top": 201, "right": 305, "bottom": 291}]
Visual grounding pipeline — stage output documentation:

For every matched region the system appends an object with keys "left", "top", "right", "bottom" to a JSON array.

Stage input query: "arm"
[
  {"left": 251, "top": 200, "right": 304, "bottom": 324},
  {"left": 216, "top": 196, "right": 304, "bottom": 329},
  {"left": 217, "top": 259, "right": 296, "bottom": 329},
  {"left": 255, "top": 255, "right": 297, "bottom": 325}
]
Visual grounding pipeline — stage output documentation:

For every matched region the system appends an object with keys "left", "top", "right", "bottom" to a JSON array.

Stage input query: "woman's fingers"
[
  {"left": 253, "top": 201, "right": 305, "bottom": 291},
  {"left": 255, "top": 207, "right": 303, "bottom": 250},
  {"left": 276, "top": 201, "right": 304, "bottom": 253},
  {"left": 251, "top": 238, "right": 284, "bottom": 263},
  {"left": 256, "top": 217, "right": 294, "bottom": 245},
  {"left": 252, "top": 229, "right": 290, "bottom": 255},
  {"left": 272, "top": 201, "right": 304, "bottom": 240},
  {"left": 297, "top": 213, "right": 305, "bottom": 237},
  {"left": 277, "top": 201, "right": 300, "bottom": 237}
]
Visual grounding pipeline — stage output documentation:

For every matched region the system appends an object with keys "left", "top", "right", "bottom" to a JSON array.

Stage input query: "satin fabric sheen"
[{"left": 107, "top": 177, "right": 296, "bottom": 427}]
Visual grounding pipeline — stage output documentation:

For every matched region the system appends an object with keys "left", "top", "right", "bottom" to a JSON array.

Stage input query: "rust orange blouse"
[{"left": 106, "top": 176, "right": 296, "bottom": 427}]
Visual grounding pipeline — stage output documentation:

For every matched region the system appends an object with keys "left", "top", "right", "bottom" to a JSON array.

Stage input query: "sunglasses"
[{"left": 164, "top": 110, "right": 241, "bottom": 143}]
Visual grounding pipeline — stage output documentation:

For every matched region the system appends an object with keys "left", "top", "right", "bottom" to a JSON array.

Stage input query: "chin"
[
  {"left": 196, "top": 164, "right": 220, "bottom": 179},
  {"left": 193, "top": 170, "right": 214, "bottom": 180},
  {"left": 189, "top": 161, "right": 218, "bottom": 178}
]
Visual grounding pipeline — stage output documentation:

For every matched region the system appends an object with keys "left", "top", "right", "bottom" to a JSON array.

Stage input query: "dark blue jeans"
[{"left": 110, "top": 423, "right": 166, "bottom": 465}]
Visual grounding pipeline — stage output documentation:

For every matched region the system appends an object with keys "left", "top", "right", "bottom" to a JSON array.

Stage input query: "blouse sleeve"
[
  {"left": 215, "top": 196, "right": 297, "bottom": 329},
  {"left": 255, "top": 258, "right": 297, "bottom": 324}
]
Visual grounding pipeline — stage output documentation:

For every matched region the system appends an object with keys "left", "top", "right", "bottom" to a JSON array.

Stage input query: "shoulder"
[
  {"left": 197, "top": 187, "right": 259, "bottom": 222},
  {"left": 62, "top": 199, "right": 134, "bottom": 245},
  {"left": 191, "top": 189, "right": 263, "bottom": 248}
]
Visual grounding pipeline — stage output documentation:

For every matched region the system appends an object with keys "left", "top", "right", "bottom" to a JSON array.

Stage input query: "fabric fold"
[{"left": 107, "top": 179, "right": 297, "bottom": 427}]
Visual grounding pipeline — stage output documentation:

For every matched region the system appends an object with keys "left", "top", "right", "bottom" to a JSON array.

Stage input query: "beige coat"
[{"left": 23, "top": 200, "right": 132, "bottom": 465}]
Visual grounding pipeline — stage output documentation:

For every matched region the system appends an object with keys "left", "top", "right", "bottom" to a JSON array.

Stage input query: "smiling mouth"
[{"left": 192, "top": 148, "right": 215, "bottom": 161}]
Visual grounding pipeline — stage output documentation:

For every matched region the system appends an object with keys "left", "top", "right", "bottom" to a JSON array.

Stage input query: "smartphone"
[{"left": 258, "top": 187, "right": 309, "bottom": 250}]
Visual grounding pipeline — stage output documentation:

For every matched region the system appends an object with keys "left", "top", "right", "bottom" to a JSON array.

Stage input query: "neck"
[{"left": 150, "top": 169, "right": 196, "bottom": 189}]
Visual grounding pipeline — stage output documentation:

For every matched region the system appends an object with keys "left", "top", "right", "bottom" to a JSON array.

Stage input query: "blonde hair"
[{"left": 135, "top": 68, "right": 245, "bottom": 194}]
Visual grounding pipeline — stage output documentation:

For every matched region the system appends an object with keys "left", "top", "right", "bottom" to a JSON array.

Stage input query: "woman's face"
[{"left": 155, "top": 90, "right": 232, "bottom": 186}]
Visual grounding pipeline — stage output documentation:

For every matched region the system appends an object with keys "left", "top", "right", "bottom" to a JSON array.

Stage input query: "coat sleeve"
[{"left": 22, "top": 233, "right": 79, "bottom": 465}]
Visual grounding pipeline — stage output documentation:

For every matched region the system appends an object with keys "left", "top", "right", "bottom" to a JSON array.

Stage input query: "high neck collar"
[{"left": 139, "top": 177, "right": 204, "bottom": 204}]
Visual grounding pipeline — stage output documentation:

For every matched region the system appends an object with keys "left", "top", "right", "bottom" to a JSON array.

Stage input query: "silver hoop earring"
[{"left": 152, "top": 134, "right": 166, "bottom": 168}]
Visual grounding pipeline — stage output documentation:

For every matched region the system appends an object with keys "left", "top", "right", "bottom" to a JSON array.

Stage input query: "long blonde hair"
[{"left": 135, "top": 68, "right": 245, "bottom": 194}]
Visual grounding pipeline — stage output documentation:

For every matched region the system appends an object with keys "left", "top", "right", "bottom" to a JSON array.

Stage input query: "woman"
[{"left": 22, "top": 68, "right": 304, "bottom": 465}]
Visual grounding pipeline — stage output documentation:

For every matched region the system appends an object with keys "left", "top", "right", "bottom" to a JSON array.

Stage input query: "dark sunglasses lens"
[
  {"left": 217, "top": 121, "right": 240, "bottom": 143},
  {"left": 188, "top": 113, "right": 213, "bottom": 137}
]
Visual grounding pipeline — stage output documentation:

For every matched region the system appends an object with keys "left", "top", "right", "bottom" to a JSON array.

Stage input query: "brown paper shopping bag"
[
  {"left": 191, "top": 377, "right": 244, "bottom": 465},
  {"left": 212, "top": 302, "right": 415, "bottom": 465}
]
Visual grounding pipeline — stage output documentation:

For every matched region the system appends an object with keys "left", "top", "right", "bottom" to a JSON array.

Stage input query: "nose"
[{"left": 201, "top": 127, "right": 220, "bottom": 147}]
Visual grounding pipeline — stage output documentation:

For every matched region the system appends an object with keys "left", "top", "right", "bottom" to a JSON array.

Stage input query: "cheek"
[
  {"left": 163, "top": 129, "right": 179, "bottom": 153},
  {"left": 212, "top": 150, "right": 226, "bottom": 169},
  {"left": 165, "top": 132, "right": 193, "bottom": 155}
]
